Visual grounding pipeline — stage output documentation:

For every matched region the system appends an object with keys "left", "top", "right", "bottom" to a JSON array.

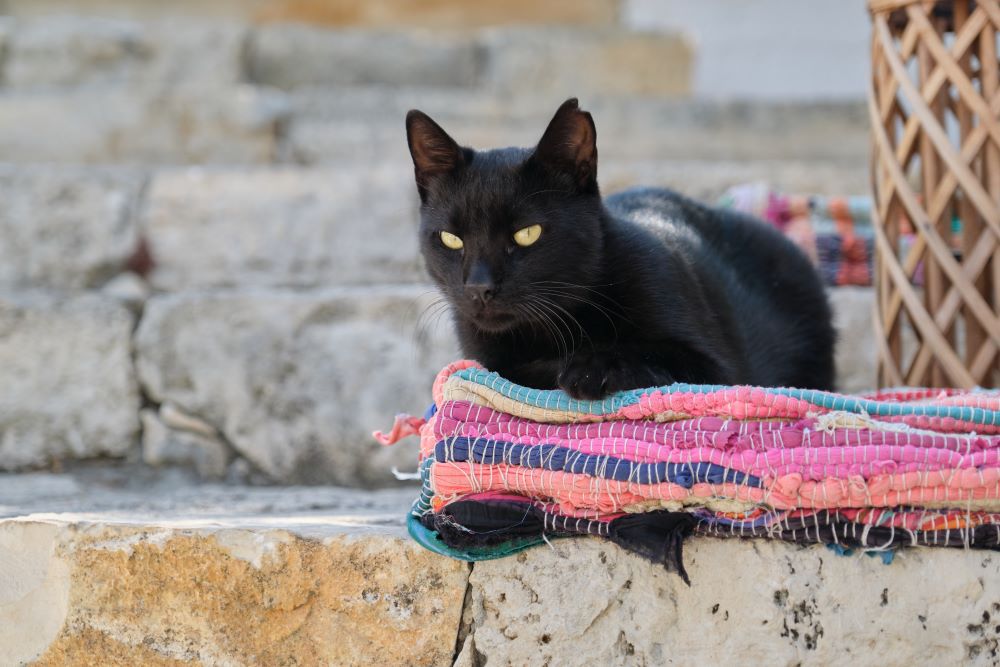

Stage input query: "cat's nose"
[
  {"left": 465, "top": 261, "right": 496, "bottom": 303},
  {"left": 465, "top": 282, "right": 495, "bottom": 303}
]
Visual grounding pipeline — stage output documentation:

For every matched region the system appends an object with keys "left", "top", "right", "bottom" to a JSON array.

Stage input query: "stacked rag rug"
[
  {"left": 719, "top": 183, "right": 876, "bottom": 288},
  {"left": 377, "top": 361, "right": 1000, "bottom": 582}
]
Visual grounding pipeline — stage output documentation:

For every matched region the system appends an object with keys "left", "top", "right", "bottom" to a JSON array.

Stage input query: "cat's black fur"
[{"left": 406, "top": 98, "right": 836, "bottom": 399}]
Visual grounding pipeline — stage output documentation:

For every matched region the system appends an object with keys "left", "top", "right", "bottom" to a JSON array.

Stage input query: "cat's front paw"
[
  {"left": 558, "top": 351, "right": 674, "bottom": 400},
  {"left": 558, "top": 351, "right": 626, "bottom": 400}
]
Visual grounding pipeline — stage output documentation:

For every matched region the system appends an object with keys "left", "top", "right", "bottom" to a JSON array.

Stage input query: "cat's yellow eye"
[
  {"left": 513, "top": 224, "right": 542, "bottom": 247},
  {"left": 440, "top": 231, "right": 464, "bottom": 250}
]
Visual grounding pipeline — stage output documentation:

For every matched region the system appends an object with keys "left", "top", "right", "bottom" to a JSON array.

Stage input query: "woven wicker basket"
[{"left": 869, "top": 0, "right": 1000, "bottom": 388}]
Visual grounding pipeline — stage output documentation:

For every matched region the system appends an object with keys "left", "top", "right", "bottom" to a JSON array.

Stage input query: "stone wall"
[
  {"left": 0, "top": 9, "right": 876, "bottom": 485},
  {"left": 3, "top": 500, "right": 999, "bottom": 666}
]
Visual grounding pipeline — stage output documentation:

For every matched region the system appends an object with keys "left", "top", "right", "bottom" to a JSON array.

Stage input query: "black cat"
[{"left": 405, "top": 98, "right": 835, "bottom": 399}]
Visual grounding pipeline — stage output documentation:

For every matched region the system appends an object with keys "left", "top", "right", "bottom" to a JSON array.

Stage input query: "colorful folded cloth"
[
  {"left": 378, "top": 361, "right": 1000, "bottom": 582},
  {"left": 719, "top": 184, "right": 877, "bottom": 287}
]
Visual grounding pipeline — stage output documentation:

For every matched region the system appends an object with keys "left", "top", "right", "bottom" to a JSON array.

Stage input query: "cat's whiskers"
[
  {"left": 531, "top": 280, "right": 635, "bottom": 332},
  {"left": 510, "top": 304, "right": 543, "bottom": 346},
  {"left": 528, "top": 302, "right": 570, "bottom": 360},
  {"left": 412, "top": 295, "right": 452, "bottom": 348},
  {"left": 532, "top": 296, "right": 585, "bottom": 346},
  {"left": 406, "top": 289, "right": 447, "bottom": 334},
  {"left": 533, "top": 288, "right": 623, "bottom": 318},
  {"left": 414, "top": 305, "right": 448, "bottom": 347},
  {"left": 531, "top": 280, "right": 631, "bottom": 313},
  {"left": 526, "top": 296, "right": 583, "bottom": 360},
  {"left": 514, "top": 302, "right": 553, "bottom": 354},
  {"left": 520, "top": 299, "right": 571, "bottom": 361},
  {"left": 531, "top": 288, "right": 626, "bottom": 343}
]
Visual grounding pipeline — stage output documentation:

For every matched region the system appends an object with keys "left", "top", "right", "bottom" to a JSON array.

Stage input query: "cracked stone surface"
[
  {"left": 0, "top": 86, "right": 289, "bottom": 164},
  {"left": 140, "top": 407, "right": 232, "bottom": 479},
  {"left": 465, "top": 538, "right": 1000, "bottom": 666},
  {"left": 0, "top": 470, "right": 468, "bottom": 666},
  {"left": 0, "top": 166, "right": 142, "bottom": 290},
  {"left": 478, "top": 27, "right": 691, "bottom": 96},
  {"left": 134, "top": 286, "right": 458, "bottom": 485},
  {"left": 286, "top": 96, "right": 868, "bottom": 167},
  {"left": 0, "top": 292, "right": 140, "bottom": 470},
  {"left": 4, "top": 469, "right": 1000, "bottom": 666},
  {"left": 141, "top": 166, "right": 423, "bottom": 290},
  {"left": 246, "top": 25, "right": 481, "bottom": 89},
  {"left": 2, "top": 16, "right": 246, "bottom": 89}
]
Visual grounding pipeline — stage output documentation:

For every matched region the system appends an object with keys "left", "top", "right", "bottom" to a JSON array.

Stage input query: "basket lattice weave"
[{"left": 868, "top": 0, "right": 1000, "bottom": 388}]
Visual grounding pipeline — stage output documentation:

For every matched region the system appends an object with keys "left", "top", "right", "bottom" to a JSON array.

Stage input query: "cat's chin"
[{"left": 466, "top": 310, "right": 520, "bottom": 334}]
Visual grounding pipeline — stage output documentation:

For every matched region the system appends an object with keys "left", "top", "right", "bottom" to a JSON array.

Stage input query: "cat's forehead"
[
  {"left": 470, "top": 147, "right": 531, "bottom": 170},
  {"left": 450, "top": 147, "right": 533, "bottom": 211}
]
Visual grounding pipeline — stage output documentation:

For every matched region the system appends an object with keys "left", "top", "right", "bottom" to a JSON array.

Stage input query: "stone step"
[
  {"left": 2, "top": 473, "right": 997, "bottom": 665},
  {"left": 0, "top": 87, "right": 288, "bottom": 164},
  {"left": 0, "top": 161, "right": 866, "bottom": 292},
  {"left": 0, "top": 0, "right": 620, "bottom": 28},
  {"left": 0, "top": 165, "right": 142, "bottom": 290},
  {"left": 0, "top": 477, "right": 468, "bottom": 666},
  {"left": 0, "top": 284, "right": 458, "bottom": 484},
  {"left": 138, "top": 162, "right": 868, "bottom": 293},
  {"left": 286, "top": 89, "right": 868, "bottom": 165},
  {"left": 247, "top": 25, "right": 691, "bottom": 96},
  {"left": 0, "top": 15, "right": 868, "bottom": 165},
  {"left": 1, "top": 16, "right": 690, "bottom": 95},
  {"left": 0, "top": 291, "right": 139, "bottom": 470},
  {"left": 0, "top": 16, "right": 246, "bottom": 90},
  {"left": 0, "top": 85, "right": 867, "bottom": 166},
  {"left": 0, "top": 87, "right": 866, "bottom": 167},
  {"left": 140, "top": 165, "right": 424, "bottom": 291},
  {"left": 134, "top": 285, "right": 458, "bottom": 486}
]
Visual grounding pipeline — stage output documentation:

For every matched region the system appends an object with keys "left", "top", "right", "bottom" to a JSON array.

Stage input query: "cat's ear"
[
  {"left": 533, "top": 98, "right": 598, "bottom": 190},
  {"left": 406, "top": 110, "right": 466, "bottom": 200}
]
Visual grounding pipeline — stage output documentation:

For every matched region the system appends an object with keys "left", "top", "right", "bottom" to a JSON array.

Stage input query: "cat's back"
[
  {"left": 603, "top": 186, "right": 835, "bottom": 390},
  {"left": 604, "top": 187, "right": 786, "bottom": 265},
  {"left": 603, "top": 186, "right": 819, "bottom": 293}
]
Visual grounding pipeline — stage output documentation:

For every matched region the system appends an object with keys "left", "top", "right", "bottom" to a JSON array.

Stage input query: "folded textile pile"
[
  {"left": 719, "top": 184, "right": 876, "bottom": 287},
  {"left": 719, "top": 183, "right": 972, "bottom": 290},
  {"left": 377, "top": 361, "right": 1000, "bottom": 582}
]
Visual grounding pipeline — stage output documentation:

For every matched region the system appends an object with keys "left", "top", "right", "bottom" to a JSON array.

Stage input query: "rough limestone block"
[
  {"left": 247, "top": 25, "right": 481, "bottom": 89},
  {"left": 0, "top": 517, "right": 468, "bottom": 666},
  {"left": 467, "top": 537, "right": 1000, "bottom": 666},
  {"left": 143, "top": 166, "right": 423, "bottom": 290},
  {"left": 2, "top": 16, "right": 246, "bottom": 88},
  {"left": 0, "top": 167, "right": 141, "bottom": 290},
  {"left": 284, "top": 93, "right": 869, "bottom": 165},
  {"left": 480, "top": 28, "right": 693, "bottom": 97},
  {"left": 134, "top": 287, "right": 458, "bottom": 485},
  {"left": 0, "top": 292, "right": 139, "bottom": 469},
  {"left": 0, "top": 0, "right": 619, "bottom": 27},
  {"left": 99, "top": 272, "right": 151, "bottom": 311},
  {"left": 140, "top": 408, "right": 232, "bottom": 479},
  {"left": 251, "top": 0, "right": 620, "bottom": 28},
  {"left": 5, "top": 478, "right": 1000, "bottom": 665},
  {"left": 830, "top": 287, "right": 877, "bottom": 393},
  {"left": 0, "top": 87, "right": 288, "bottom": 164},
  {"left": 563, "top": 98, "right": 869, "bottom": 163},
  {"left": 598, "top": 159, "right": 869, "bottom": 202}
]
